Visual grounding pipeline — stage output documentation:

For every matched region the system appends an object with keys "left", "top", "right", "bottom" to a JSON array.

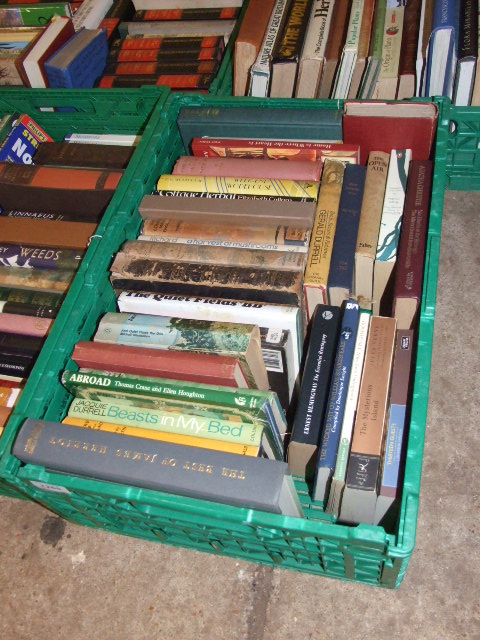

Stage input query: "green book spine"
[{"left": 67, "top": 397, "right": 264, "bottom": 448}]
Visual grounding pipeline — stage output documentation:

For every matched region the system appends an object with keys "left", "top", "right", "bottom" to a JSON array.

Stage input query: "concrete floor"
[{"left": 0, "top": 190, "right": 479, "bottom": 640}]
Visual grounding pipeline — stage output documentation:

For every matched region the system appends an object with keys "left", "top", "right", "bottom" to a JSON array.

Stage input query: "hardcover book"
[
  {"left": 303, "top": 159, "right": 345, "bottom": 321},
  {"left": 13, "top": 419, "right": 304, "bottom": 517},
  {"left": 233, "top": 0, "right": 276, "bottom": 96},
  {"left": 373, "top": 148, "right": 412, "bottom": 316},
  {"left": 287, "top": 303, "right": 341, "bottom": 478},
  {"left": 331, "top": 0, "right": 365, "bottom": 99},
  {"left": 72, "top": 0, "right": 113, "bottom": 30},
  {"left": 453, "top": 0, "right": 478, "bottom": 105},
  {"left": 373, "top": 0, "right": 406, "bottom": 100},
  {"left": 33, "top": 142, "right": 133, "bottom": 170},
  {"left": 0, "top": 264, "right": 74, "bottom": 293},
  {"left": 0, "top": 113, "right": 52, "bottom": 164},
  {"left": 312, "top": 300, "right": 360, "bottom": 503},
  {"left": 392, "top": 160, "right": 433, "bottom": 330},
  {"left": 0, "top": 218, "right": 96, "bottom": 250},
  {"left": 424, "top": 0, "right": 460, "bottom": 98},
  {"left": 317, "top": 0, "right": 352, "bottom": 98},
  {"left": 0, "top": 243, "right": 83, "bottom": 271},
  {"left": 358, "top": 0, "right": 386, "bottom": 98},
  {"left": 93, "top": 312, "right": 270, "bottom": 391},
  {"left": 132, "top": 8, "right": 240, "bottom": 21},
  {"left": 103, "top": 58, "right": 219, "bottom": 76},
  {"left": 0, "top": 313, "right": 52, "bottom": 338},
  {"left": 396, "top": 0, "right": 422, "bottom": 99},
  {"left": 72, "top": 341, "right": 252, "bottom": 389},
  {"left": 98, "top": 73, "right": 216, "bottom": 89},
  {"left": 347, "top": 0, "right": 375, "bottom": 98},
  {"left": 122, "top": 19, "right": 236, "bottom": 37},
  {"left": 176, "top": 104, "right": 343, "bottom": 151},
  {"left": 339, "top": 315, "right": 396, "bottom": 525},
  {"left": 269, "top": 0, "right": 314, "bottom": 98},
  {"left": 354, "top": 150, "right": 390, "bottom": 310},
  {"left": 326, "top": 163, "right": 367, "bottom": 307}
]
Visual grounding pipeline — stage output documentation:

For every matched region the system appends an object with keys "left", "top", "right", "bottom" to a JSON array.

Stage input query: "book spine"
[
  {"left": 0, "top": 353, "right": 35, "bottom": 378},
  {"left": 72, "top": 0, "right": 113, "bottom": 29},
  {"left": 107, "top": 45, "right": 223, "bottom": 62},
  {"left": 152, "top": 189, "right": 315, "bottom": 203},
  {"left": 62, "top": 417, "right": 260, "bottom": 457},
  {"left": 0, "top": 300, "right": 58, "bottom": 318},
  {"left": 0, "top": 313, "right": 52, "bottom": 337},
  {"left": 98, "top": 73, "right": 215, "bottom": 89},
  {"left": 67, "top": 397, "right": 264, "bottom": 447},
  {"left": 375, "top": 0, "right": 405, "bottom": 98},
  {"left": 303, "top": 160, "right": 345, "bottom": 320},
  {"left": 271, "top": 0, "right": 314, "bottom": 65},
  {"left": 287, "top": 303, "right": 341, "bottom": 478},
  {"left": 0, "top": 330, "right": 43, "bottom": 355},
  {"left": 0, "top": 265, "right": 74, "bottom": 293},
  {"left": 119, "top": 35, "right": 224, "bottom": 50},
  {"left": 13, "top": 419, "right": 297, "bottom": 515},
  {"left": 139, "top": 219, "right": 310, "bottom": 252},
  {"left": 248, "top": 0, "right": 291, "bottom": 97},
  {"left": 103, "top": 59, "right": 219, "bottom": 75},
  {"left": 397, "top": 0, "right": 422, "bottom": 77},
  {"left": 0, "top": 113, "right": 53, "bottom": 163},
  {"left": 313, "top": 301, "right": 360, "bottom": 502},
  {"left": 133, "top": 8, "right": 240, "bottom": 20},
  {"left": 0, "top": 243, "right": 83, "bottom": 271},
  {"left": 155, "top": 175, "right": 319, "bottom": 200},
  {"left": 0, "top": 163, "right": 122, "bottom": 191},
  {"left": 0, "top": 285, "right": 63, "bottom": 307}
]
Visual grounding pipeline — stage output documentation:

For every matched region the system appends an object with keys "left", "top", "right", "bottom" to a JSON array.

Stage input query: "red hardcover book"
[
  {"left": 72, "top": 341, "right": 251, "bottom": 389},
  {"left": 98, "top": 73, "right": 214, "bottom": 89},
  {"left": 134, "top": 8, "right": 239, "bottom": 20},
  {"left": 190, "top": 137, "right": 361, "bottom": 164},
  {"left": 172, "top": 155, "right": 323, "bottom": 181},
  {"left": 118, "top": 34, "right": 223, "bottom": 50},
  {"left": 103, "top": 59, "right": 219, "bottom": 75},
  {"left": 107, "top": 46, "right": 222, "bottom": 63},
  {"left": 343, "top": 101, "right": 438, "bottom": 164}
]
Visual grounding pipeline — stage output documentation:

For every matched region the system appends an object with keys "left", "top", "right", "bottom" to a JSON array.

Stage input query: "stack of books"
[
  {"left": 234, "top": 0, "right": 480, "bottom": 106},
  {"left": 0, "top": 113, "right": 135, "bottom": 431}
]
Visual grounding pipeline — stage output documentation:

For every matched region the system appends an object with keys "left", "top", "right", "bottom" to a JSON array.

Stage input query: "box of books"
[
  {"left": 0, "top": 93, "right": 448, "bottom": 588},
  {"left": 0, "top": 86, "right": 169, "bottom": 498}
]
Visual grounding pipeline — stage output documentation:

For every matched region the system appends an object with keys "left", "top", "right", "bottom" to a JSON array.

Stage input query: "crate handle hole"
[{"left": 449, "top": 120, "right": 458, "bottom": 135}]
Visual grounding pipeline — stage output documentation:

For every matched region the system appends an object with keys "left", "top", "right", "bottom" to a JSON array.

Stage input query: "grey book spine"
[{"left": 13, "top": 419, "right": 301, "bottom": 516}]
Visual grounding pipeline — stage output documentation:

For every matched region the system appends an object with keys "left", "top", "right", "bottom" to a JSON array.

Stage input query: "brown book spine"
[
  {"left": 33, "top": 142, "right": 133, "bottom": 170},
  {"left": 318, "top": 0, "right": 352, "bottom": 97},
  {"left": 0, "top": 219, "right": 96, "bottom": 250},
  {"left": 398, "top": 0, "right": 422, "bottom": 76}
]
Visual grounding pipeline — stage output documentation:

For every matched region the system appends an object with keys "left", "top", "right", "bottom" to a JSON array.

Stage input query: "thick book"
[
  {"left": 331, "top": 0, "right": 365, "bottom": 99},
  {"left": 392, "top": 160, "right": 433, "bottom": 330},
  {"left": 138, "top": 192, "right": 316, "bottom": 230},
  {"left": 13, "top": 419, "right": 304, "bottom": 517},
  {"left": 154, "top": 174, "right": 319, "bottom": 200},
  {"left": 176, "top": 104, "right": 343, "bottom": 151},
  {"left": 312, "top": 300, "right": 360, "bottom": 503},
  {"left": 63, "top": 417, "right": 260, "bottom": 458},
  {"left": 424, "top": 0, "right": 460, "bottom": 98},
  {"left": 44, "top": 27, "right": 108, "bottom": 88},
  {"left": 139, "top": 218, "right": 310, "bottom": 253},
  {"left": 342, "top": 100, "right": 438, "bottom": 164},
  {"left": 303, "top": 159, "right": 345, "bottom": 321},
  {"left": 117, "top": 239, "right": 307, "bottom": 272},
  {"left": 93, "top": 312, "right": 269, "bottom": 391},
  {"left": 339, "top": 315, "right": 396, "bottom": 525},
  {"left": 396, "top": 0, "right": 422, "bottom": 99},
  {"left": 0, "top": 312, "right": 52, "bottom": 337},
  {"left": 373, "top": 149, "right": 412, "bottom": 316},
  {"left": 233, "top": 0, "right": 276, "bottom": 96},
  {"left": 295, "top": 0, "right": 336, "bottom": 98},
  {"left": 453, "top": 0, "right": 478, "bottom": 105},
  {"left": 117, "top": 290, "right": 303, "bottom": 378},
  {"left": 171, "top": 156, "right": 323, "bottom": 181},
  {"left": 0, "top": 162, "right": 122, "bottom": 217},
  {"left": 354, "top": 150, "right": 390, "bottom": 310},
  {"left": 0, "top": 218, "right": 96, "bottom": 251},
  {"left": 269, "top": 0, "right": 314, "bottom": 98},
  {"left": 287, "top": 303, "right": 341, "bottom": 478},
  {"left": 72, "top": 341, "right": 251, "bottom": 389},
  {"left": 61, "top": 368, "right": 287, "bottom": 445},
  {"left": 0, "top": 113, "right": 52, "bottom": 164},
  {"left": 109, "top": 259, "right": 305, "bottom": 308},
  {"left": 14, "top": 15, "right": 74, "bottom": 88},
  {"left": 326, "top": 311, "right": 370, "bottom": 516},
  {"left": 0, "top": 243, "right": 83, "bottom": 271},
  {"left": 326, "top": 163, "right": 367, "bottom": 307},
  {"left": 33, "top": 142, "right": 133, "bottom": 170},
  {"left": 317, "top": 0, "right": 352, "bottom": 98},
  {"left": 248, "top": 0, "right": 291, "bottom": 98},
  {"left": 373, "top": 0, "right": 406, "bottom": 100}
]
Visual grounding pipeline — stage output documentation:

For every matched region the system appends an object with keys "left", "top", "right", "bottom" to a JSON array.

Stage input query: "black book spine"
[
  {"left": 0, "top": 301, "right": 59, "bottom": 318},
  {"left": 0, "top": 331, "right": 44, "bottom": 356},
  {"left": 272, "top": 0, "right": 314, "bottom": 64}
]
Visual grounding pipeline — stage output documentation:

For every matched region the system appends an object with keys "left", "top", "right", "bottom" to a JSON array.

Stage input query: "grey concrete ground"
[{"left": 0, "top": 190, "right": 479, "bottom": 640}]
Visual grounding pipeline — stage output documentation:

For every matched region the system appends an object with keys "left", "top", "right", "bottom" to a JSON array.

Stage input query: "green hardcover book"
[
  {"left": 67, "top": 397, "right": 265, "bottom": 449},
  {"left": 0, "top": 3, "right": 72, "bottom": 27},
  {"left": 0, "top": 285, "right": 63, "bottom": 307},
  {"left": 93, "top": 312, "right": 269, "bottom": 392},
  {"left": 61, "top": 369, "right": 287, "bottom": 459}
]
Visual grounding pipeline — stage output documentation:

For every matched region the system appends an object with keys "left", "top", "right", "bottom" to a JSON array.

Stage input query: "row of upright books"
[
  {"left": 234, "top": 0, "right": 480, "bottom": 106},
  {"left": 0, "top": 0, "right": 243, "bottom": 90},
  {"left": 6, "top": 98, "right": 438, "bottom": 529}
]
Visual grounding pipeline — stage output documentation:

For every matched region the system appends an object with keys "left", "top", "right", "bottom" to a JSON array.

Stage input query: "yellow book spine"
[
  {"left": 155, "top": 174, "right": 319, "bottom": 199},
  {"left": 62, "top": 417, "right": 260, "bottom": 457},
  {"left": 303, "top": 160, "right": 345, "bottom": 320}
]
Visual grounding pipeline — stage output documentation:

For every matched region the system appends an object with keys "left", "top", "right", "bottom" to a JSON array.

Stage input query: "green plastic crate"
[
  {"left": 0, "top": 95, "right": 448, "bottom": 587},
  {"left": 444, "top": 103, "right": 480, "bottom": 191}
]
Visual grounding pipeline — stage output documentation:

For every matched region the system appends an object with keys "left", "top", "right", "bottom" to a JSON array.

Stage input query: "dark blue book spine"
[
  {"left": 0, "top": 243, "right": 83, "bottom": 270},
  {"left": 312, "top": 301, "right": 360, "bottom": 503},
  {"left": 327, "top": 164, "right": 366, "bottom": 301}
]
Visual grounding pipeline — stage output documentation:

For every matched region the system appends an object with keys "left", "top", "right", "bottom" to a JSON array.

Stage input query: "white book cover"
[
  {"left": 72, "top": 0, "right": 113, "bottom": 30},
  {"left": 248, "top": 0, "right": 290, "bottom": 97},
  {"left": 331, "top": 0, "right": 365, "bottom": 98}
]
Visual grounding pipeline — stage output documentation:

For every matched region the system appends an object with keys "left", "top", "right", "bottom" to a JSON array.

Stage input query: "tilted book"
[
  {"left": 339, "top": 315, "right": 396, "bottom": 525},
  {"left": 72, "top": 341, "right": 251, "bottom": 389},
  {"left": 312, "top": 301, "right": 360, "bottom": 503},
  {"left": 287, "top": 303, "right": 341, "bottom": 478},
  {"left": 13, "top": 419, "right": 304, "bottom": 517},
  {"left": 93, "top": 312, "right": 269, "bottom": 391},
  {"left": 354, "top": 150, "right": 390, "bottom": 310},
  {"left": 303, "top": 159, "right": 345, "bottom": 321}
]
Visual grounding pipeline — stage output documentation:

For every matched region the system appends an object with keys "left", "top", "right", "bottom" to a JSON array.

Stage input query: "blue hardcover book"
[
  {"left": 327, "top": 163, "right": 366, "bottom": 308},
  {"left": 424, "top": 0, "right": 461, "bottom": 98},
  {"left": 44, "top": 27, "right": 108, "bottom": 88},
  {"left": 312, "top": 300, "right": 360, "bottom": 504}
]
